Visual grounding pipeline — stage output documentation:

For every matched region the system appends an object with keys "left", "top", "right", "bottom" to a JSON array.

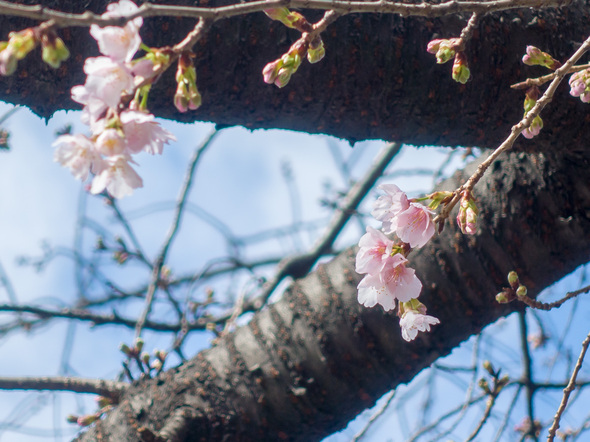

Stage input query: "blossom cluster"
[
  {"left": 426, "top": 38, "right": 470, "bottom": 84},
  {"left": 569, "top": 68, "right": 590, "bottom": 103},
  {"left": 53, "top": 0, "right": 176, "bottom": 199},
  {"left": 355, "top": 184, "right": 440, "bottom": 342}
]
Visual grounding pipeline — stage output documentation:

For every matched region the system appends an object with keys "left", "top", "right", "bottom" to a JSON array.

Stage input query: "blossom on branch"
[
  {"left": 569, "top": 68, "right": 590, "bottom": 103},
  {"left": 90, "top": 0, "right": 143, "bottom": 62},
  {"left": 357, "top": 253, "right": 422, "bottom": 311},
  {"left": 399, "top": 310, "right": 440, "bottom": 342},
  {"left": 90, "top": 155, "right": 143, "bottom": 199}
]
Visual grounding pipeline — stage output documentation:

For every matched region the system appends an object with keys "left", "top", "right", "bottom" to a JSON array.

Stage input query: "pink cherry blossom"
[
  {"left": 53, "top": 134, "right": 102, "bottom": 181},
  {"left": 355, "top": 226, "right": 393, "bottom": 275},
  {"left": 372, "top": 184, "right": 409, "bottom": 234},
  {"left": 399, "top": 310, "right": 440, "bottom": 342},
  {"left": 95, "top": 128, "right": 126, "bottom": 157},
  {"left": 357, "top": 254, "right": 422, "bottom": 311},
  {"left": 396, "top": 203, "right": 435, "bottom": 248},
  {"left": 120, "top": 110, "right": 176, "bottom": 155},
  {"left": 81, "top": 57, "right": 135, "bottom": 108},
  {"left": 71, "top": 85, "right": 108, "bottom": 131},
  {"left": 90, "top": 155, "right": 143, "bottom": 199},
  {"left": 90, "top": 0, "right": 142, "bottom": 63}
]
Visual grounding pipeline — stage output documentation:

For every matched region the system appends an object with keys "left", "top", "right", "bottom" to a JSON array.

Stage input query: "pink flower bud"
[{"left": 262, "top": 59, "right": 282, "bottom": 84}]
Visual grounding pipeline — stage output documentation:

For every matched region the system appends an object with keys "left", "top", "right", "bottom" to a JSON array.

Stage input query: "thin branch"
[
  {"left": 134, "top": 129, "right": 219, "bottom": 339},
  {"left": 518, "top": 283, "right": 590, "bottom": 311},
  {"left": 547, "top": 329, "right": 590, "bottom": 441},
  {"left": 0, "top": 0, "right": 568, "bottom": 27},
  {"left": 518, "top": 311, "right": 538, "bottom": 442},
  {"left": 435, "top": 31, "right": 590, "bottom": 226},
  {"left": 351, "top": 389, "right": 396, "bottom": 442},
  {"left": 0, "top": 376, "right": 127, "bottom": 400},
  {"left": 511, "top": 63, "right": 590, "bottom": 90},
  {"left": 0, "top": 303, "right": 203, "bottom": 332}
]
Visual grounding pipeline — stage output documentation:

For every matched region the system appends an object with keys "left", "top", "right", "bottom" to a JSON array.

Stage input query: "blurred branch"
[
  {"left": 518, "top": 311, "right": 538, "bottom": 442},
  {"left": 0, "top": 303, "right": 205, "bottom": 332},
  {"left": 134, "top": 129, "right": 219, "bottom": 339},
  {"left": 0, "top": 376, "right": 127, "bottom": 400}
]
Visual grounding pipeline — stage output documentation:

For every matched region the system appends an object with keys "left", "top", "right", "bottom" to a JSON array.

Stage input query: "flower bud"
[
  {"left": 174, "top": 52, "right": 201, "bottom": 112},
  {"left": 135, "top": 337, "right": 144, "bottom": 353},
  {"left": 452, "top": 52, "right": 470, "bottom": 84},
  {"left": 307, "top": 38, "right": 325, "bottom": 64},
  {"left": 522, "top": 115, "right": 543, "bottom": 139},
  {"left": 41, "top": 33, "right": 70, "bottom": 68},
  {"left": 66, "top": 414, "right": 79, "bottom": 424},
  {"left": 8, "top": 29, "right": 36, "bottom": 60},
  {"left": 141, "top": 352, "right": 150, "bottom": 366},
  {"left": 274, "top": 67, "right": 293, "bottom": 88},
  {"left": 507, "top": 271, "right": 519, "bottom": 286},
  {"left": 427, "top": 38, "right": 461, "bottom": 64},
  {"left": 119, "top": 342, "right": 132, "bottom": 356},
  {"left": 522, "top": 46, "right": 561, "bottom": 70},
  {"left": 516, "top": 285, "right": 527, "bottom": 297},
  {"left": 77, "top": 414, "right": 98, "bottom": 426},
  {"left": 569, "top": 68, "right": 590, "bottom": 103},
  {"left": 262, "top": 59, "right": 283, "bottom": 84},
  {"left": 0, "top": 48, "right": 17, "bottom": 76}
]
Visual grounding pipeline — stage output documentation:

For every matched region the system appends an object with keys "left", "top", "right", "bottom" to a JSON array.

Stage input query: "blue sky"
[{"left": 0, "top": 103, "right": 588, "bottom": 441}]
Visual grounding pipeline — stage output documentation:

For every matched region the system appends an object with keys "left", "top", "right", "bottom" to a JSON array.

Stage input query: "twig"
[
  {"left": 547, "top": 330, "right": 590, "bottom": 441},
  {"left": 351, "top": 389, "right": 396, "bottom": 441},
  {"left": 0, "top": 303, "right": 203, "bottom": 332},
  {"left": 519, "top": 283, "right": 590, "bottom": 311},
  {"left": 0, "top": 376, "right": 127, "bottom": 400},
  {"left": 134, "top": 129, "right": 219, "bottom": 339},
  {"left": 511, "top": 63, "right": 590, "bottom": 90},
  {"left": 0, "top": 0, "right": 567, "bottom": 27}
]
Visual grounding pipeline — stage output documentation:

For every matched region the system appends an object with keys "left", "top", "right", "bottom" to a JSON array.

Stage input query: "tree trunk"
[
  {"left": 1, "top": 0, "right": 589, "bottom": 146},
  {"left": 74, "top": 146, "right": 590, "bottom": 441}
]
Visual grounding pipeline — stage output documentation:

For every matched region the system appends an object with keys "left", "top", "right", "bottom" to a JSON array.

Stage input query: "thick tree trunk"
[
  {"left": 0, "top": 0, "right": 588, "bottom": 146},
  {"left": 74, "top": 146, "right": 590, "bottom": 441}
]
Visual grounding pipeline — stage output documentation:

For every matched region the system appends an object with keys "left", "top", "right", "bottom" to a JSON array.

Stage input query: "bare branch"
[
  {"left": 547, "top": 330, "right": 590, "bottom": 441},
  {"left": 0, "top": 376, "right": 127, "bottom": 400}
]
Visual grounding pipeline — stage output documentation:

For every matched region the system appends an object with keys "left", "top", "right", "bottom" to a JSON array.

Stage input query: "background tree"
[{"left": 0, "top": 0, "right": 589, "bottom": 440}]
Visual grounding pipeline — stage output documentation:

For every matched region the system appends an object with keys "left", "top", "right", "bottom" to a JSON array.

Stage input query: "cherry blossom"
[
  {"left": 355, "top": 226, "right": 394, "bottom": 276},
  {"left": 396, "top": 203, "right": 435, "bottom": 248},
  {"left": 569, "top": 69, "right": 590, "bottom": 103},
  {"left": 120, "top": 110, "right": 176, "bottom": 155},
  {"left": 53, "top": 134, "right": 102, "bottom": 181},
  {"left": 95, "top": 128, "right": 126, "bottom": 157},
  {"left": 79, "top": 56, "right": 135, "bottom": 109},
  {"left": 90, "top": 155, "right": 143, "bottom": 199},
  {"left": 357, "top": 254, "right": 422, "bottom": 311},
  {"left": 372, "top": 184, "right": 409, "bottom": 235},
  {"left": 399, "top": 310, "right": 440, "bottom": 342},
  {"left": 90, "top": 0, "right": 143, "bottom": 63}
]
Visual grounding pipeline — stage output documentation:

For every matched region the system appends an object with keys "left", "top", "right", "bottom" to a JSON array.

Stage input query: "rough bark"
[
  {"left": 0, "top": 0, "right": 588, "bottom": 146},
  {"left": 73, "top": 145, "right": 590, "bottom": 441}
]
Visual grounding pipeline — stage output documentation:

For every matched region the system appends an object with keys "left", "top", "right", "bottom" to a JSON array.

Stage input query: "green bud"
[
  {"left": 42, "top": 36, "right": 70, "bottom": 68},
  {"left": 516, "top": 285, "right": 527, "bottom": 297},
  {"left": 507, "top": 271, "right": 519, "bottom": 285}
]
